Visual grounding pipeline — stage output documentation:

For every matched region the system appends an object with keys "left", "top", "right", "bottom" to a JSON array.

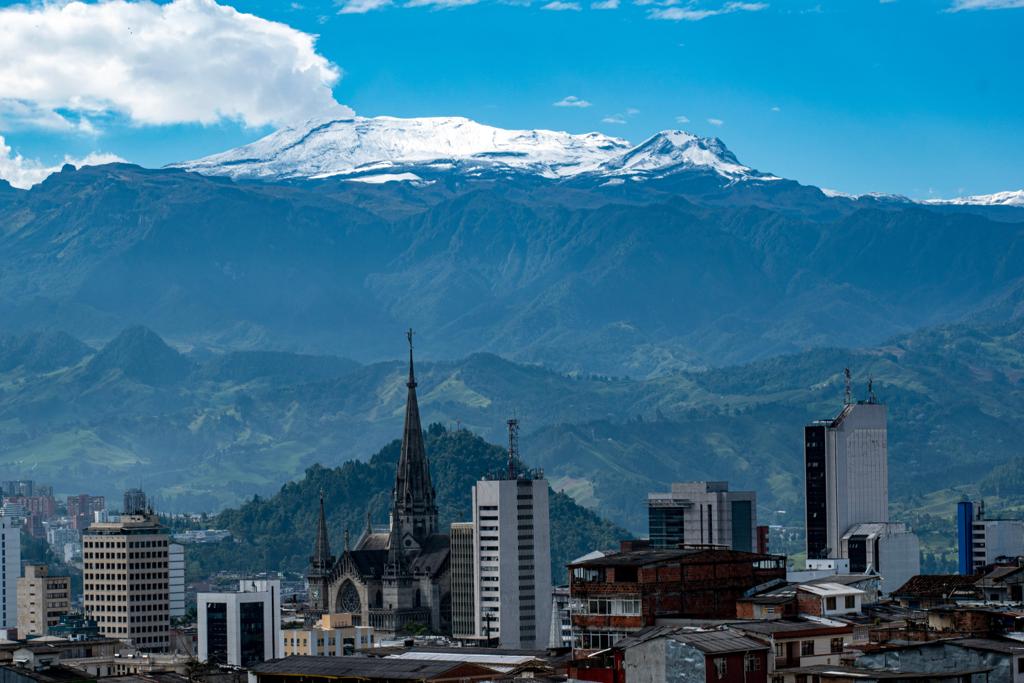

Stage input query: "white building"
[
  {"left": 647, "top": 481, "right": 757, "bottom": 551},
  {"left": 282, "top": 613, "right": 374, "bottom": 656},
  {"left": 0, "top": 516, "right": 21, "bottom": 630},
  {"left": 805, "top": 400, "right": 889, "bottom": 560},
  {"left": 198, "top": 579, "right": 281, "bottom": 667},
  {"left": 548, "top": 586, "right": 572, "bottom": 648},
  {"left": 839, "top": 522, "right": 920, "bottom": 595},
  {"left": 797, "top": 583, "right": 865, "bottom": 617},
  {"left": 168, "top": 543, "right": 185, "bottom": 619},
  {"left": 803, "top": 390, "right": 920, "bottom": 593},
  {"left": 451, "top": 468, "right": 552, "bottom": 649}
]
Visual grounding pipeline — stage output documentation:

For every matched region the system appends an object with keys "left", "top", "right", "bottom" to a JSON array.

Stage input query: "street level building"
[
  {"left": 16, "top": 565, "right": 70, "bottom": 637},
  {"left": 648, "top": 481, "right": 757, "bottom": 552},
  {"left": 957, "top": 500, "right": 1024, "bottom": 575},
  {"left": 82, "top": 513, "right": 170, "bottom": 651},
  {"left": 0, "top": 516, "right": 20, "bottom": 630},
  {"left": 198, "top": 580, "right": 281, "bottom": 667}
]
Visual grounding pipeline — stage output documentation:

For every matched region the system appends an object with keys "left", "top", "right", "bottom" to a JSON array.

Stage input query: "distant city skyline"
[{"left": 0, "top": 0, "right": 1022, "bottom": 197}]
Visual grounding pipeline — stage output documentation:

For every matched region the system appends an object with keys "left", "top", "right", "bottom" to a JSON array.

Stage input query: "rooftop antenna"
[
  {"left": 867, "top": 376, "right": 877, "bottom": 404},
  {"left": 507, "top": 416, "right": 520, "bottom": 480},
  {"left": 844, "top": 368, "right": 852, "bottom": 405}
]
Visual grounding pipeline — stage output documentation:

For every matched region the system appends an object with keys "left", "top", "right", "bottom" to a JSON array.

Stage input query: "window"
[
  {"left": 845, "top": 595, "right": 856, "bottom": 609},
  {"left": 825, "top": 596, "right": 836, "bottom": 610},
  {"left": 830, "top": 637, "right": 843, "bottom": 654},
  {"left": 774, "top": 643, "right": 784, "bottom": 658},
  {"left": 1017, "top": 658, "right": 1024, "bottom": 675},
  {"left": 744, "top": 654, "right": 761, "bottom": 672},
  {"left": 801, "top": 640, "right": 815, "bottom": 656},
  {"left": 713, "top": 657, "right": 727, "bottom": 680},
  {"left": 772, "top": 677, "right": 784, "bottom": 683}
]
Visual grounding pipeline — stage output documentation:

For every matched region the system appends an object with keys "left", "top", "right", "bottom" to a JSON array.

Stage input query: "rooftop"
[
  {"left": 892, "top": 575, "right": 980, "bottom": 599},
  {"left": 731, "top": 619, "right": 853, "bottom": 636},
  {"left": 250, "top": 656, "right": 497, "bottom": 680}
]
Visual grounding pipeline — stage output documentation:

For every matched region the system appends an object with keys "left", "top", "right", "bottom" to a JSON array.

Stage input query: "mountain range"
[{"left": 2, "top": 114, "right": 1024, "bottom": 559}]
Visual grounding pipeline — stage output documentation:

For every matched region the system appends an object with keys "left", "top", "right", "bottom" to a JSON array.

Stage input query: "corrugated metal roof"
[{"left": 250, "top": 655, "right": 496, "bottom": 679}]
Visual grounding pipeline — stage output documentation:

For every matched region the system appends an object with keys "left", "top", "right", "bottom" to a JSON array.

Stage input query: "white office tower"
[
  {"left": 0, "top": 517, "right": 21, "bottom": 630},
  {"left": 805, "top": 397, "right": 889, "bottom": 560},
  {"left": 169, "top": 543, "right": 186, "bottom": 619},
  {"left": 451, "top": 420, "right": 552, "bottom": 649},
  {"left": 804, "top": 376, "right": 919, "bottom": 594},
  {"left": 198, "top": 579, "right": 281, "bottom": 667},
  {"left": 647, "top": 481, "right": 757, "bottom": 551}
]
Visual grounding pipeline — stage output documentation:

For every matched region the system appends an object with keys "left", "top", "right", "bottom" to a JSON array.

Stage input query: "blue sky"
[{"left": 0, "top": 0, "right": 1021, "bottom": 196}]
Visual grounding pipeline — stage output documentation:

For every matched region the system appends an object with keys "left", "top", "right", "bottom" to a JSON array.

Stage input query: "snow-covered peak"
[
  {"left": 175, "top": 116, "right": 632, "bottom": 181},
  {"left": 598, "top": 130, "right": 753, "bottom": 179},
  {"left": 172, "top": 115, "right": 763, "bottom": 183},
  {"left": 922, "top": 189, "right": 1024, "bottom": 207}
]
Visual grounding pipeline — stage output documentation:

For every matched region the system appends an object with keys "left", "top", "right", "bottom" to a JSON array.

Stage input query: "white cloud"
[
  {"left": 554, "top": 95, "right": 592, "bottom": 108},
  {"left": 649, "top": 1, "right": 768, "bottom": 20},
  {"left": 707, "top": 117, "right": 724, "bottom": 126},
  {"left": 675, "top": 115, "right": 690, "bottom": 124},
  {"left": 591, "top": 0, "right": 620, "bottom": 7},
  {"left": 602, "top": 114, "right": 627, "bottom": 124},
  {"left": 770, "top": 105, "right": 781, "bottom": 112},
  {"left": 948, "top": 0, "right": 1024, "bottom": 9},
  {"left": 338, "top": 0, "right": 393, "bottom": 12},
  {"left": 0, "top": 0, "right": 349, "bottom": 130},
  {"left": 405, "top": 0, "right": 481, "bottom": 8},
  {"left": 543, "top": 1, "right": 582, "bottom": 8},
  {"left": 0, "top": 135, "right": 125, "bottom": 189},
  {"left": 626, "top": 107, "right": 640, "bottom": 115}
]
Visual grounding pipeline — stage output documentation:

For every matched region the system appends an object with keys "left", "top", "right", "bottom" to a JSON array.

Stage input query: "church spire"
[
  {"left": 390, "top": 328, "right": 437, "bottom": 550},
  {"left": 310, "top": 491, "right": 333, "bottom": 574}
]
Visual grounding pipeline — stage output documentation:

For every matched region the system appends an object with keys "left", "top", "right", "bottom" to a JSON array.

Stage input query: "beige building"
[
  {"left": 82, "top": 514, "right": 170, "bottom": 652},
  {"left": 282, "top": 613, "right": 374, "bottom": 656},
  {"left": 16, "top": 565, "right": 71, "bottom": 637}
]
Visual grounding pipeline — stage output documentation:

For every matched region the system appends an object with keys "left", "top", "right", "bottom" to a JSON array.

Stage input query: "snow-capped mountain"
[
  {"left": 173, "top": 115, "right": 765, "bottom": 183},
  {"left": 923, "top": 189, "right": 1024, "bottom": 208}
]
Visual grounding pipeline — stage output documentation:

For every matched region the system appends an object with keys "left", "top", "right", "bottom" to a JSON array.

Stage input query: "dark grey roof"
[
  {"left": 570, "top": 548, "right": 703, "bottom": 568},
  {"left": 951, "top": 638, "right": 1024, "bottom": 655},
  {"left": 669, "top": 631, "right": 768, "bottom": 654},
  {"left": 730, "top": 619, "right": 852, "bottom": 636},
  {"left": 786, "top": 664, "right": 993, "bottom": 680},
  {"left": 250, "top": 656, "right": 495, "bottom": 680},
  {"left": 806, "top": 574, "right": 881, "bottom": 587}
]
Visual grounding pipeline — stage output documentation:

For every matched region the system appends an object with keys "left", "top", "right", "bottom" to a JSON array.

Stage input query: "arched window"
[{"left": 336, "top": 581, "right": 361, "bottom": 614}]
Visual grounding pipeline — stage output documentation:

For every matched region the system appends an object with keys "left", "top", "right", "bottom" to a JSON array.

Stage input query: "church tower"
[
  {"left": 307, "top": 492, "right": 334, "bottom": 613},
  {"left": 388, "top": 328, "right": 438, "bottom": 555}
]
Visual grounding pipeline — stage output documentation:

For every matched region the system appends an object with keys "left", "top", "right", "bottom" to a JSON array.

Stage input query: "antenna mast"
[
  {"left": 507, "top": 417, "right": 520, "bottom": 480},
  {"left": 844, "top": 368, "right": 852, "bottom": 405}
]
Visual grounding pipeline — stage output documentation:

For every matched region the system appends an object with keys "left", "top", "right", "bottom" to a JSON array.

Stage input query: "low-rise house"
[
  {"left": 248, "top": 655, "right": 499, "bottom": 683},
  {"left": 618, "top": 628, "right": 770, "bottom": 683},
  {"left": 730, "top": 620, "right": 854, "bottom": 672},
  {"left": 282, "top": 613, "right": 374, "bottom": 656},
  {"left": 568, "top": 541, "right": 786, "bottom": 655},
  {"left": 776, "top": 663, "right": 993, "bottom": 683},
  {"left": 975, "top": 565, "right": 1024, "bottom": 603},
  {"left": 890, "top": 575, "right": 981, "bottom": 609},
  {"left": 796, "top": 584, "right": 865, "bottom": 618},
  {"left": 856, "top": 637, "right": 1024, "bottom": 683}
]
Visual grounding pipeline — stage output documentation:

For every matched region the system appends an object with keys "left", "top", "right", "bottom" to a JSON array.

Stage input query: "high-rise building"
[
  {"left": 123, "top": 489, "right": 148, "bottom": 516},
  {"left": 647, "top": 481, "right": 757, "bottom": 551},
  {"left": 450, "top": 421, "right": 552, "bottom": 649},
  {"left": 67, "top": 495, "right": 106, "bottom": 531},
  {"left": 957, "top": 500, "right": 1024, "bottom": 575},
  {"left": 169, "top": 543, "right": 185, "bottom": 619},
  {"left": 804, "top": 399, "right": 889, "bottom": 560},
  {"left": 449, "top": 522, "right": 476, "bottom": 640},
  {"left": 17, "top": 564, "right": 71, "bottom": 637},
  {"left": 82, "top": 513, "right": 170, "bottom": 652},
  {"left": 198, "top": 580, "right": 281, "bottom": 667},
  {"left": 0, "top": 517, "right": 21, "bottom": 630}
]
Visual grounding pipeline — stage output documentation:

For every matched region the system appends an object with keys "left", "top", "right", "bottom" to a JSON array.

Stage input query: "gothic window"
[
  {"left": 336, "top": 582, "right": 361, "bottom": 614},
  {"left": 415, "top": 589, "right": 421, "bottom": 608},
  {"left": 375, "top": 590, "right": 383, "bottom": 608}
]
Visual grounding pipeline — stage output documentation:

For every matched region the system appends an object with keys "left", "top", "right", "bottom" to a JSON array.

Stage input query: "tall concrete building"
[
  {"left": 647, "top": 481, "right": 757, "bottom": 551},
  {"left": 957, "top": 500, "right": 1024, "bottom": 575},
  {"left": 451, "top": 421, "right": 552, "bottom": 649},
  {"left": 17, "top": 565, "right": 71, "bottom": 637},
  {"left": 169, "top": 543, "right": 185, "bottom": 619},
  {"left": 198, "top": 580, "right": 281, "bottom": 667},
  {"left": 82, "top": 514, "right": 170, "bottom": 651},
  {"left": 802, "top": 380, "right": 919, "bottom": 593},
  {"left": 805, "top": 399, "right": 889, "bottom": 560},
  {"left": 0, "top": 517, "right": 20, "bottom": 630}
]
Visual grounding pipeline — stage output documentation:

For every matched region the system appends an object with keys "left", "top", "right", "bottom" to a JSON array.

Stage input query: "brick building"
[{"left": 568, "top": 541, "right": 785, "bottom": 655}]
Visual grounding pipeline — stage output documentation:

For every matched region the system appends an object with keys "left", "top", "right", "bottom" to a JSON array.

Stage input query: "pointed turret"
[
  {"left": 310, "top": 492, "right": 334, "bottom": 575},
  {"left": 389, "top": 329, "right": 438, "bottom": 555}
]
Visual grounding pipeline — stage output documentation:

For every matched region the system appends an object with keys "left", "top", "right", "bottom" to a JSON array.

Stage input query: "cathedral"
[{"left": 307, "top": 331, "right": 452, "bottom": 636}]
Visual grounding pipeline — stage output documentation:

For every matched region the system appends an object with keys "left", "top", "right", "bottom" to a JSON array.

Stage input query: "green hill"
[{"left": 189, "top": 425, "right": 625, "bottom": 583}]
